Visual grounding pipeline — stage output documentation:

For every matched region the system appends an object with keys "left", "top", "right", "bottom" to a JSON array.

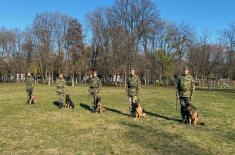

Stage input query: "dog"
[
  {"left": 29, "top": 95, "right": 37, "bottom": 104},
  {"left": 186, "top": 103, "right": 204, "bottom": 125},
  {"left": 133, "top": 102, "right": 146, "bottom": 118},
  {"left": 94, "top": 97, "right": 105, "bottom": 113},
  {"left": 65, "top": 94, "right": 75, "bottom": 109}
]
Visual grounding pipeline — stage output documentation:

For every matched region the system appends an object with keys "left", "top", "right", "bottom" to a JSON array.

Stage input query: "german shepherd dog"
[
  {"left": 29, "top": 95, "right": 37, "bottom": 104},
  {"left": 186, "top": 103, "right": 204, "bottom": 125},
  {"left": 65, "top": 94, "right": 75, "bottom": 109},
  {"left": 94, "top": 97, "right": 105, "bottom": 113},
  {"left": 133, "top": 102, "right": 146, "bottom": 118}
]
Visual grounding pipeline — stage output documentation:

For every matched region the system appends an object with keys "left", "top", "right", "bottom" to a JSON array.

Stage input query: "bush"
[{"left": 66, "top": 81, "right": 72, "bottom": 86}]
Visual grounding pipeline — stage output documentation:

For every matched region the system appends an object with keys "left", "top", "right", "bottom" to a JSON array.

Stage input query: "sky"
[{"left": 0, "top": 0, "right": 235, "bottom": 42}]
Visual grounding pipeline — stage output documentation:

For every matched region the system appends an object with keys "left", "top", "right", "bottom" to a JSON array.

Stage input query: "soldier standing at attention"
[
  {"left": 56, "top": 73, "right": 66, "bottom": 106},
  {"left": 89, "top": 70, "right": 102, "bottom": 112},
  {"left": 26, "top": 72, "right": 34, "bottom": 104},
  {"left": 126, "top": 68, "right": 141, "bottom": 117},
  {"left": 176, "top": 67, "right": 195, "bottom": 123}
]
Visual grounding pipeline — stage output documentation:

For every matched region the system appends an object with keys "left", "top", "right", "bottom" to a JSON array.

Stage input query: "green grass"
[{"left": 0, "top": 84, "right": 234, "bottom": 155}]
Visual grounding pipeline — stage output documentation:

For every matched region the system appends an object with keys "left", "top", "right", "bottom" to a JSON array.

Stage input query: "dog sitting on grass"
[
  {"left": 29, "top": 95, "right": 37, "bottom": 104},
  {"left": 186, "top": 103, "right": 204, "bottom": 125},
  {"left": 133, "top": 102, "right": 146, "bottom": 118},
  {"left": 65, "top": 94, "right": 74, "bottom": 109},
  {"left": 94, "top": 97, "right": 105, "bottom": 113}
]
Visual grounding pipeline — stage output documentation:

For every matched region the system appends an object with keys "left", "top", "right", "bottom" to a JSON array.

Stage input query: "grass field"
[{"left": 0, "top": 84, "right": 234, "bottom": 155}]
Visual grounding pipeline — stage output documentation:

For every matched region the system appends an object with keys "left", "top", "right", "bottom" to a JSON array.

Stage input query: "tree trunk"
[
  {"left": 39, "top": 57, "right": 44, "bottom": 80},
  {"left": 124, "top": 64, "right": 127, "bottom": 88},
  {"left": 48, "top": 73, "right": 51, "bottom": 86},
  {"left": 45, "top": 65, "right": 48, "bottom": 82},
  {"left": 72, "top": 73, "right": 75, "bottom": 86}
]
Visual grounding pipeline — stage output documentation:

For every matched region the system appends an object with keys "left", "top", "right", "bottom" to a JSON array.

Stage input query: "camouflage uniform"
[
  {"left": 127, "top": 74, "right": 141, "bottom": 116},
  {"left": 26, "top": 75, "right": 34, "bottom": 104},
  {"left": 177, "top": 74, "right": 195, "bottom": 122},
  {"left": 56, "top": 78, "right": 66, "bottom": 105},
  {"left": 89, "top": 76, "right": 102, "bottom": 111}
]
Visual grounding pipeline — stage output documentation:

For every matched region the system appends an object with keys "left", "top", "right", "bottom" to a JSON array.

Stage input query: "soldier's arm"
[
  {"left": 126, "top": 77, "right": 129, "bottom": 95},
  {"left": 30, "top": 77, "right": 34, "bottom": 86},
  {"left": 137, "top": 77, "right": 141, "bottom": 91},
  {"left": 176, "top": 77, "right": 180, "bottom": 97},
  {"left": 190, "top": 78, "right": 195, "bottom": 98},
  {"left": 63, "top": 79, "right": 66, "bottom": 88},
  {"left": 99, "top": 78, "right": 102, "bottom": 91},
  {"left": 32, "top": 79, "right": 34, "bottom": 88}
]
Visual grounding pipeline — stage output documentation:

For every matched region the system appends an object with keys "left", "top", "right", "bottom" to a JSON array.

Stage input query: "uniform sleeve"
[
  {"left": 190, "top": 77, "right": 195, "bottom": 97},
  {"left": 126, "top": 77, "right": 129, "bottom": 88},
  {"left": 137, "top": 76, "right": 141, "bottom": 91},
  {"left": 25, "top": 78, "right": 28, "bottom": 90},
  {"left": 99, "top": 78, "right": 102, "bottom": 90},
  {"left": 31, "top": 78, "right": 34, "bottom": 87},
  {"left": 100, "top": 80, "right": 102, "bottom": 88},
  {"left": 176, "top": 77, "right": 180, "bottom": 96},
  {"left": 137, "top": 77, "right": 141, "bottom": 89},
  {"left": 63, "top": 79, "right": 66, "bottom": 88}
]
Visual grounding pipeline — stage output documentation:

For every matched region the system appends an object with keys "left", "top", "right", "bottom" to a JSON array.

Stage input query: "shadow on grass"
[
  {"left": 80, "top": 103, "right": 92, "bottom": 111},
  {"left": 144, "top": 110, "right": 182, "bottom": 123},
  {"left": 105, "top": 107, "right": 130, "bottom": 116},
  {"left": 121, "top": 122, "right": 212, "bottom": 155},
  {"left": 53, "top": 101, "right": 63, "bottom": 108}
]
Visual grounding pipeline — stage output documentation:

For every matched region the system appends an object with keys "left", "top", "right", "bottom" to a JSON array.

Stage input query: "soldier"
[
  {"left": 56, "top": 73, "right": 66, "bottom": 106},
  {"left": 89, "top": 70, "right": 102, "bottom": 112},
  {"left": 176, "top": 66, "right": 195, "bottom": 124},
  {"left": 126, "top": 68, "right": 141, "bottom": 117},
  {"left": 26, "top": 72, "right": 34, "bottom": 104}
]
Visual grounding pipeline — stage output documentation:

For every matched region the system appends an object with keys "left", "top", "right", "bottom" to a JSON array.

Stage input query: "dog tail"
[{"left": 198, "top": 114, "right": 205, "bottom": 125}]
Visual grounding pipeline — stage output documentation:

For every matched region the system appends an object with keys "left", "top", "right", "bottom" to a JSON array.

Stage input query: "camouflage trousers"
[
  {"left": 56, "top": 89, "right": 64, "bottom": 104},
  {"left": 128, "top": 96, "right": 139, "bottom": 117},
  {"left": 26, "top": 89, "right": 33, "bottom": 104},
  {"left": 179, "top": 97, "right": 191, "bottom": 123},
  {"left": 90, "top": 92, "right": 100, "bottom": 112}
]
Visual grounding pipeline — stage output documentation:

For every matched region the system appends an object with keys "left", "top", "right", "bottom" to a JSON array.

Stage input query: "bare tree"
[
  {"left": 65, "top": 18, "right": 84, "bottom": 86},
  {"left": 220, "top": 22, "right": 235, "bottom": 80},
  {"left": 32, "top": 12, "right": 73, "bottom": 84}
]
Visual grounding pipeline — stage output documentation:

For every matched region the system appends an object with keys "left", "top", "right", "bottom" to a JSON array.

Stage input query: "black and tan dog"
[
  {"left": 133, "top": 102, "right": 146, "bottom": 118},
  {"left": 185, "top": 103, "right": 204, "bottom": 125},
  {"left": 65, "top": 94, "right": 75, "bottom": 109},
  {"left": 29, "top": 95, "right": 37, "bottom": 104},
  {"left": 94, "top": 97, "right": 105, "bottom": 113}
]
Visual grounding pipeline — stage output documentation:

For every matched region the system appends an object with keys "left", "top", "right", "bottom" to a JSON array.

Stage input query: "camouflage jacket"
[
  {"left": 127, "top": 75, "right": 141, "bottom": 97},
  {"left": 56, "top": 78, "right": 65, "bottom": 92},
  {"left": 89, "top": 77, "right": 102, "bottom": 93},
  {"left": 26, "top": 76, "right": 34, "bottom": 90},
  {"left": 177, "top": 74, "right": 195, "bottom": 98}
]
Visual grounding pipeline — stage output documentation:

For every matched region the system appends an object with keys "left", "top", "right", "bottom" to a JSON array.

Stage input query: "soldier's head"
[
  {"left": 92, "top": 70, "right": 97, "bottom": 77},
  {"left": 27, "top": 72, "right": 31, "bottom": 77},
  {"left": 130, "top": 68, "right": 135, "bottom": 76},
  {"left": 183, "top": 66, "right": 189, "bottom": 75},
  {"left": 59, "top": 73, "right": 63, "bottom": 79}
]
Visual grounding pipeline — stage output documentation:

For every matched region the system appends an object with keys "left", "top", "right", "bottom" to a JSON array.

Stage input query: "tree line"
[{"left": 0, "top": 0, "right": 235, "bottom": 86}]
